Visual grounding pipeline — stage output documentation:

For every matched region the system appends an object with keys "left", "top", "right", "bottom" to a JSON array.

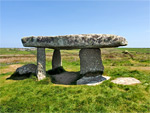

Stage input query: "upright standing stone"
[
  {"left": 37, "top": 48, "right": 46, "bottom": 80},
  {"left": 77, "top": 48, "right": 104, "bottom": 84},
  {"left": 80, "top": 48, "right": 104, "bottom": 76},
  {"left": 52, "top": 49, "right": 62, "bottom": 69}
]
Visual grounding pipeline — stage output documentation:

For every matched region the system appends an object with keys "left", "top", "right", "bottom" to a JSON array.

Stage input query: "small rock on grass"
[{"left": 111, "top": 77, "right": 141, "bottom": 85}]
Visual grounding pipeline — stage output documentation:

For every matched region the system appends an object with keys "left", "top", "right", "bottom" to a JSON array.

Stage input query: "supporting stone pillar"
[
  {"left": 77, "top": 48, "right": 104, "bottom": 84},
  {"left": 37, "top": 48, "right": 46, "bottom": 80},
  {"left": 52, "top": 49, "right": 62, "bottom": 69}
]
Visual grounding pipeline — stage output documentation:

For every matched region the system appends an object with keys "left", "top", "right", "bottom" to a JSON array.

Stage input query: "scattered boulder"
[
  {"left": 122, "top": 50, "right": 129, "bottom": 54},
  {"left": 16, "top": 64, "right": 37, "bottom": 75},
  {"left": 122, "top": 50, "right": 134, "bottom": 59},
  {"left": 7, "top": 64, "right": 37, "bottom": 79}
]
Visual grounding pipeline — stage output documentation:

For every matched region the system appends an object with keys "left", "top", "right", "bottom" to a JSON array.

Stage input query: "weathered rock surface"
[
  {"left": 111, "top": 77, "right": 141, "bottom": 85},
  {"left": 52, "top": 49, "right": 62, "bottom": 69},
  {"left": 22, "top": 34, "right": 127, "bottom": 49},
  {"left": 86, "top": 76, "right": 111, "bottom": 86},
  {"left": 37, "top": 48, "right": 46, "bottom": 80},
  {"left": 77, "top": 75, "right": 102, "bottom": 85},
  {"left": 79, "top": 48, "right": 104, "bottom": 76},
  {"left": 77, "top": 75, "right": 111, "bottom": 85},
  {"left": 50, "top": 72, "right": 80, "bottom": 85},
  {"left": 16, "top": 64, "right": 37, "bottom": 75}
]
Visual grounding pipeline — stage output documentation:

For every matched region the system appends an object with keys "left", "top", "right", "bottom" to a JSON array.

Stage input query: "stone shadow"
[
  {"left": 6, "top": 72, "right": 36, "bottom": 80},
  {"left": 7, "top": 66, "right": 81, "bottom": 84},
  {"left": 46, "top": 66, "right": 82, "bottom": 85}
]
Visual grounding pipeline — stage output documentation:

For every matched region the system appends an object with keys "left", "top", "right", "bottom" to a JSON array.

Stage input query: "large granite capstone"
[{"left": 22, "top": 34, "right": 127, "bottom": 49}]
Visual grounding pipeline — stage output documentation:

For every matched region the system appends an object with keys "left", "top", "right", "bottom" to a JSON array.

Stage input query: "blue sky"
[{"left": 0, "top": 0, "right": 150, "bottom": 48}]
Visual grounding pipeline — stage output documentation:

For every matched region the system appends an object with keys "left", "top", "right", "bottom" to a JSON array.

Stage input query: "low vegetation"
[{"left": 0, "top": 48, "right": 150, "bottom": 112}]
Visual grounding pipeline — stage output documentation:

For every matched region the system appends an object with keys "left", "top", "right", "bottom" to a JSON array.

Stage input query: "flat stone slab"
[
  {"left": 111, "top": 77, "right": 141, "bottom": 85},
  {"left": 22, "top": 34, "right": 127, "bottom": 49},
  {"left": 86, "top": 76, "right": 111, "bottom": 86},
  {"left": 77, "top": 75, "right": 111, "bottom": 85}
]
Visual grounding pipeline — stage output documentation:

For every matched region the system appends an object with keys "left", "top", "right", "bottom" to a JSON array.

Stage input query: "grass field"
[{"left": 0, "top": 48, "right": 150, "bottom": 112}]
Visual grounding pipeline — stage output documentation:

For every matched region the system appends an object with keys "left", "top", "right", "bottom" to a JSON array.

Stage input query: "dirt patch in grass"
[
  {"left": 0, "top": 56, "right": 36, "bottom": 63},
  {"left": 129, "top": 66, "right": 150, "bottom": 71},
  {"left": 0, "top": 64, "right": 23, "bottom": 74},
  {"left": 105, "top": 66, "right": 150, "bottom": 72}
]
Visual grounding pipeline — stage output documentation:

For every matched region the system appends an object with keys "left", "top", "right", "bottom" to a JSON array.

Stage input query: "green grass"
[
  {"left": 117, "top": 48, "right": 150, "bottom": 54},
  {"left": 0, "top": 69, "right": 150, "bottom": 112},
  {"left": 0, "top": 48, "right": 150, "bottom": 112},
  {"left": 0, "top": 48, "right": 37, "bottom": 55},
  {"left": 0, "top": 63, "right": 10, "bottom": 70}
]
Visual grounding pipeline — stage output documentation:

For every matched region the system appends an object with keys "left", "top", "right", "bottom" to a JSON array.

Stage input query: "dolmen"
[{"left": 21, "top": 34, "right": 128, "bottom": 85}]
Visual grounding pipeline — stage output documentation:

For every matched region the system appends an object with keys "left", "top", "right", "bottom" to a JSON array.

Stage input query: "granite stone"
[
  {"left": 52, "top": 49, "right": 62, "bottom": 69},
  {"left": 37, "top": 48, "right": 46, "bottom": 80},
  {"left": 22, "top": 34, "right": 127, "bottom": 49}
]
